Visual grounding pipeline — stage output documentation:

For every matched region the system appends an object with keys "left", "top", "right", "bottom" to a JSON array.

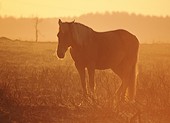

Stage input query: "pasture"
[{"left": 0, "top": 38, "right": 170, "bottom": 123}]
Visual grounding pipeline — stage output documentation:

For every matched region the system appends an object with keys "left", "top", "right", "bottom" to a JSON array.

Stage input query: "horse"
[{"left": 56, "top": 19, "right": 139, "bottom": 101}]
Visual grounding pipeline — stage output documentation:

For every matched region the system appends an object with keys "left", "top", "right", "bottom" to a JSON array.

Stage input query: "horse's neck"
[{"left": 72, "top": 24, "right": 93, "bottom": 47}]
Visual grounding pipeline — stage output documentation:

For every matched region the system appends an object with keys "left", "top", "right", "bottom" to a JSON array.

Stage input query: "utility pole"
[{"left": 35, "top": 17, "right": 39, "bottom": 42}]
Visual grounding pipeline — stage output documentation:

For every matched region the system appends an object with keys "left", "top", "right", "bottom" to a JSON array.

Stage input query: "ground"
[{"left": 0, "top": 38, "right": 170, "bottom": 123}]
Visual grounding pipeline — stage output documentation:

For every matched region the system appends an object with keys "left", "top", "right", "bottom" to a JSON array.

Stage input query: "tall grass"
[
  {"left": 0, "top": 62, "right": 170, "bottom": 122},
  {"left": 0, "top": 40, "right": 170, "bottom": 122}
]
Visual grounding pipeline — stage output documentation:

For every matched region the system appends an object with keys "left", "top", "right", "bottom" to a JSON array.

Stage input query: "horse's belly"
[
  {"left": 95, "top": 64, "right": 110, "bottom": 70},
  {"left": 95, "top": 50, "right": 125, "bottom": 70},
  {"left": 95, "top": 59, "right": 118, "bottom": 70}
]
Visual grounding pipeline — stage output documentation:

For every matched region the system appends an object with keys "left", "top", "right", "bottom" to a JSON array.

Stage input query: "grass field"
[{"left": 0, "top": 38, "right": 170, "bottom": 123}]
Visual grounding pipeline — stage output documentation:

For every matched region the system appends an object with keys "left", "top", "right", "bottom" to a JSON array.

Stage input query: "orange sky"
[{"left": 0, "top": 0, "right": 170, "bottom": 18}]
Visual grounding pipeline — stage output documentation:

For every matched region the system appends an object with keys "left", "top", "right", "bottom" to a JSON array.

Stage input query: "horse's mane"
[
  {"left": 73, "top": 22, "right": 94, "bottom": 32},
  {"left": 71, "top": 22, "right": 94, "bottom": 46}
]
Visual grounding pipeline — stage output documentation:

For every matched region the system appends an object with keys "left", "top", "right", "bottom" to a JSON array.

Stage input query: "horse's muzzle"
[{"left": 57, "top": 51, "right": 65, "bottom": 59}]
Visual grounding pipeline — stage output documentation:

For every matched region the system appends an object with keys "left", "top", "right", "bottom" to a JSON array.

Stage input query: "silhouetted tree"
[{"left": 34, "top": 17, "right": 42, "bottom": 42}]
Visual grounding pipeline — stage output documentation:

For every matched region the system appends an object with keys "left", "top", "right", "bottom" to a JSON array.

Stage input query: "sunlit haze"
[{"left": 0, "top": 0, "right": 170, "bottom": 18}]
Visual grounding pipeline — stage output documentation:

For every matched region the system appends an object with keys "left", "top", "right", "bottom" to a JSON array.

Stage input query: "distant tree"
[
  {"left": 34, "top": 17, "right": 42, "bottom": 42},
  {"left": 35, "top": 17, "right": 39, "bottom": 42}
]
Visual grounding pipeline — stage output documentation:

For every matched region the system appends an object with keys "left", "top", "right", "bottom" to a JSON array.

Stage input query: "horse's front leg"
[
  {"left": 87, "top": 67, "right": 96, "bottom": 99},
  {"left": 75, "top": 63, "right": 87, "bottom": 96}
]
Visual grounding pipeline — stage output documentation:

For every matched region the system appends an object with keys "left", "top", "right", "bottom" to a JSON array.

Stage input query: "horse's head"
[{"left": 57, "top": 19, "right": 74, "bottom": 58}]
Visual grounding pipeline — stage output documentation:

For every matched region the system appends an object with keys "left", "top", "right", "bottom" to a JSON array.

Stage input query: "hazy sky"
[{"left": 0, "top": 0, "right": 170, "bottom": 18}]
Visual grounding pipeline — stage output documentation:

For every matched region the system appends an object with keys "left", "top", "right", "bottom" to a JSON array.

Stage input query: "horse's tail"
[
  {"left": 127, "top": 37, "right": 139, "bottom": 101},
  {"left": 127, "top": 61, "right": 138, "bottom": 101}
]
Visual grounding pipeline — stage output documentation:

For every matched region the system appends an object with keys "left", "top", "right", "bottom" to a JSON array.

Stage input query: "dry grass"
[{"left": 0, "top": 40, "right": 170, "bottom": 123}]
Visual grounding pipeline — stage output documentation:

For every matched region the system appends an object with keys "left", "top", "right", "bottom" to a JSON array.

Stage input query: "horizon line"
[{"left": 1, "top": 10, "right": 170, "bottom": 19}]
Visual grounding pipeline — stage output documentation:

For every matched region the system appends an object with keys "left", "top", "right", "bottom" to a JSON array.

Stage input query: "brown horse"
[{"left": 56, "top": 19, "right": 139, "bottom": 101}]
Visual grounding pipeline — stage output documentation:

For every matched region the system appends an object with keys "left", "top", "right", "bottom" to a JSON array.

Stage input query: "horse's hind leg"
[
  {"left": 127, "top": 64, "right": 137, "bottom": 101},
  {"left": 116, "top": 65, "right": 136, "bottom": 102},
  {"left": 115, "top": 76, "right": 129, "bottom": 101},
  {"left": 75, "top": 63, "right": 87, "bottom": 96},
  {"left": 115, "top": 82, "right": 122, "bottom": 100},
  {"left": 112, "top": 67, "right": 130, "bottom": 102}
]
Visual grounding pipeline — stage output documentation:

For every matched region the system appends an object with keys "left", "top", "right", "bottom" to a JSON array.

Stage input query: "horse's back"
[
  {"left": 94, "top": 29, "right": 139, "bottom": 69},
  {"left": 96, "top": 29, "right": 139, "bottom": 55}
]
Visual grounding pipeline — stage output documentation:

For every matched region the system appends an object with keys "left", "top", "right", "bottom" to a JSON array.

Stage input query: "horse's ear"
[
  {"left": 58, "top": 19, "right": 62, "bottom": 25},
  {"left": 71, "top": 20, "right": 75, "bottom": 23}
]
